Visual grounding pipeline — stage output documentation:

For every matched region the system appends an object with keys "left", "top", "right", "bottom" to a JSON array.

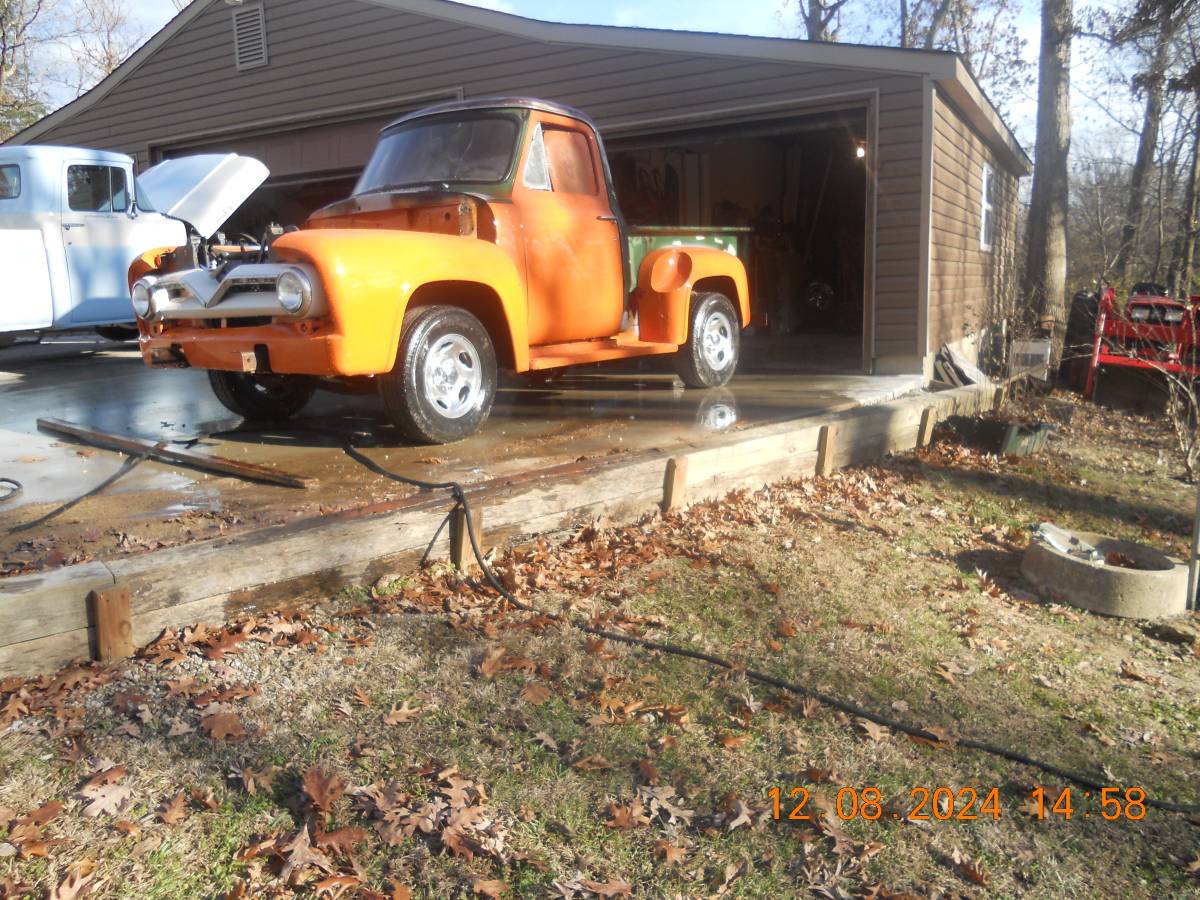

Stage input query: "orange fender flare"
[{"left": 632, "top": 246, "right": 750, "bottom": 346}]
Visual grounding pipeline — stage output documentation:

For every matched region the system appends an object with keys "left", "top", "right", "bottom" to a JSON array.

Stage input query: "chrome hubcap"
[
  {"left": 422, "top": 333, "right": 482, "bottom": 419},
  {"left": 700, "top": 309, "right": 735, "bottom": 371}
]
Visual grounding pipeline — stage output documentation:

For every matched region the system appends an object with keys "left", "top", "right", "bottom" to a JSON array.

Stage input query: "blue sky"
[{"left": 120, "top": 0, "right": 1128, "bottom": 156}]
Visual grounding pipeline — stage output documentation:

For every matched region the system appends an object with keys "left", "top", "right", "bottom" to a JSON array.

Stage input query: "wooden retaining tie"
[
  {"left": 662, "top": 457, "right": 688, "bottom": 513},
  {"left": 917, "top": 407, "right": 938, "bottom": 449},
  {"left": 448, "top": 502, "right": 483, "bottom": 573},
  {"left": 89, "top": 586, "right": 133, "bottom": 663},
  {"left": 0, "top": 381, "right": 1000, "bottom": 677},
  {"left": 816, "top": 424, "right": 837, "bottom": 476}
]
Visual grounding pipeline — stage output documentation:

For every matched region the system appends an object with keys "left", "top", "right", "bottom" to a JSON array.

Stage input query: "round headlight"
[
  {"left": 131, "top": 278, "right": 155, "bottom": 318},
  {"left": 277, "top": 269, "right": 310, "bottom": 315}
]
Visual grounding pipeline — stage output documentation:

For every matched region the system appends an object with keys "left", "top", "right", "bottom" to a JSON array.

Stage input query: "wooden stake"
[
  {"left": 449, "top": 502, "right": 483, "bottom": 572},
  {"left": 992, "top": 386, "right": 1007, "bottom": 414},
  {"left": 917, "top": 407, "right": 937, "bottom": 449},
  {"left": 89, "top": 586, "right": 133, "bottom": 663},
  {"left": 37, "top": 417, "right": 312, "bottom": 489},
  {"left": 1189, "top": 484, "right": 1200, "bottom": 612},
  {"left": 816, "top": 424, "right": 837, "bottom": 476},
  {"left": 662, "top": 456, "right": 688, "bottom": 513}
]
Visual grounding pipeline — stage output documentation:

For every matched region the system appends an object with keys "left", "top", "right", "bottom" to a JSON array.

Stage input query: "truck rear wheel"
[
  {"left": 208, "top": 371, "right": 315, "bottom": 421},
  {"left": 380, "top": 305, "right": 497, "bottom": 444},
  {"left": 674, "top": 292, "right": 740, "bottom": 388}
]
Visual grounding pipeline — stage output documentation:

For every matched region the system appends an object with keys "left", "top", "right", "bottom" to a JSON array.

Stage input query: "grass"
[{"left": 0, "top": 391, "right": 1198, "bottom": 898}]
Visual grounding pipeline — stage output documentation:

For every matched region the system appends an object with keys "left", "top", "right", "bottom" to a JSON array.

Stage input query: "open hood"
[{"left": 137, "top": 154, "right": 269, "bottom": 238}]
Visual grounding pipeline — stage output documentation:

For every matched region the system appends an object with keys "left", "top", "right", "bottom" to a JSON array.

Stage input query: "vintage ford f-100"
[{"left": 129, "top": 97, "right": 750, "bottom": 443}]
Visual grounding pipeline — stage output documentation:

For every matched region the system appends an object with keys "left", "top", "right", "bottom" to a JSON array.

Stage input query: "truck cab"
[
  {"left": 0, "top": 146, "right": 267, "bottom": 342},
  {"left": 132, "top": 98, "right": 751, "bottom": 444}
]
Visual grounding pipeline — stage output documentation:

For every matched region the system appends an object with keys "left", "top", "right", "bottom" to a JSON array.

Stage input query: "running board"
[{"left": 527, "top": 334, "right": 678, "bottom": 371}]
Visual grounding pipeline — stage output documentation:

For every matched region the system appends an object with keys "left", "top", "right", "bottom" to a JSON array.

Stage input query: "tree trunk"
[
  {"left": 1113, "top": 20, "right": 1173, "bottom": 281},
  {"left": 1169, "top": 118, "right": 1200, "bottom": 297},
  {"left": 1023, "top": 0, "right": 1073, "bottom": 356}
]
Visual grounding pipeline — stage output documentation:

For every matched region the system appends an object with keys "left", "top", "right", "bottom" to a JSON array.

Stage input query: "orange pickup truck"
[{"left": 130, "top": 97, "right": 750, "bottom": 443}]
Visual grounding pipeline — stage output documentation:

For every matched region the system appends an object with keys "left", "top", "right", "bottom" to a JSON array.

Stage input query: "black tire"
[
  {"left": 208, "top": 370, "right": 315, "bottom": 421},
  {"left": 379, "top": 305, "right": 497, "bottom": 444},
  {"left": 674, "top": 292, "right": 740, "bottom": 388}
]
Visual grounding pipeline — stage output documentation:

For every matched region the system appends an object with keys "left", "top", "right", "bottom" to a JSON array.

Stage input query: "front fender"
[
  {"left": 273, "top": 229, "right": 527, "bottom": 375},
  {"left": 632, "top": 246, "right": 750, "bottom": 345}
]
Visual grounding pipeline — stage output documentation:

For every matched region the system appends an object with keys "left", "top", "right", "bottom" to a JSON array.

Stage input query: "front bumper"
[
  {"left": 141, "top": 322, "right": 346, "bottom": 376},
  {"left": 135, "top": 262, "right": 329, "bottom": 322}
]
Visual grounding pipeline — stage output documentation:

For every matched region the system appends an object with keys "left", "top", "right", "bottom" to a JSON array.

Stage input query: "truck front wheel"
[
  {"left": 208, "top": 371, "right": 315, "bottom": 421},
  {"left": 675, "top": 292, "right": 740, "bottom": 388},
  {"left": 380, "top": 305, "right": 497, "bottom": 444}
]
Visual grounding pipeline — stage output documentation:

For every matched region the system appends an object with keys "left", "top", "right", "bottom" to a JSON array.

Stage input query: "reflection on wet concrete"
[{"left": 0, "top": 335, "right": 920, "bottom": 561}]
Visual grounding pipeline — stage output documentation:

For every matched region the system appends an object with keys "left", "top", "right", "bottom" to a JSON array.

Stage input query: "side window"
[
  {"left": 0, "top": 165, "right": 20, "bottom": 199},
  {"left": 522, "top": 123, "right": 551, "bottom": 191},
  {"left": 980, "top": 164, "right": 995, "bottom": 250},
  {"left": 67, "top": 165, "right": 128, "bottom": 213},
  {"left": 543, "top": 127, "right": 598, "bottom": 195}
]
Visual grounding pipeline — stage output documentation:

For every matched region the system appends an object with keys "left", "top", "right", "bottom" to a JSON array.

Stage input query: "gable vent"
[{"left": 232, "top": 4, "right": 268, "bottom": 71}]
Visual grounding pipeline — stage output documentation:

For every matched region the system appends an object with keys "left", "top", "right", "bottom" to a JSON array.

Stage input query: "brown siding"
[
  {"left": 928, "top": 90, "right": 1020, "bottom": 351},
  {"left": 35, "top": 0, "right": 930, "bottom": 361}
]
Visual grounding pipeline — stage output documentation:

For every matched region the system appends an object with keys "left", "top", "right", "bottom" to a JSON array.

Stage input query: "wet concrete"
[{"left": 0, "top": 333, "right": 920, "bottom": 575}]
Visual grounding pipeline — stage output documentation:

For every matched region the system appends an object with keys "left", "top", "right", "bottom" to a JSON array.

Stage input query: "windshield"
[{"left": 355, "top": 114, "right": 520, "bottom": 194}]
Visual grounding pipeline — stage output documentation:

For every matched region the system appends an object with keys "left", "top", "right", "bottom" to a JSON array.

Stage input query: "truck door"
[
  {"left": 60, "top": 161, "right": 138, "bottom": 327},
  {"left": 0, "top": 161, "right": 54, "bottom": 333},
  {"left": 514, "top": 116, "right": 625, "bottom": 346}
]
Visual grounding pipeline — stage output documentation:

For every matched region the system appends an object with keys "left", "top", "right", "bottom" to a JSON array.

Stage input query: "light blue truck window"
[
  {"left": 0, "top": 165, "right": 18, "bottom": 199},
  {"left": 67, "top": 165, "right": 127, "bottom": 212}
]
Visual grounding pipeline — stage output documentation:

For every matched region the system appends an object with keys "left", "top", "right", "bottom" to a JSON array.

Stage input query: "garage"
[{"left": 9, "top": 0, "right": 1028, "bottom": 379}]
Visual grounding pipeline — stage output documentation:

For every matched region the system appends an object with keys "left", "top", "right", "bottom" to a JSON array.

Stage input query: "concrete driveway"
[{"left": 0, "top": 335, "right": 919, "bottom": 576}]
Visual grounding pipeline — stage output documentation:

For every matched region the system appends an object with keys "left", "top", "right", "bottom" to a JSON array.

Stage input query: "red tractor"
[{"left": 1083, "top": 282, "right": 1200, "bottom": 398}]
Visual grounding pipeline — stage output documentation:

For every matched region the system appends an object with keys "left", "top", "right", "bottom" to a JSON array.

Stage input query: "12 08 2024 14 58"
[{"left": 767, "top": 785, "right": 1149, "bottom": 822}]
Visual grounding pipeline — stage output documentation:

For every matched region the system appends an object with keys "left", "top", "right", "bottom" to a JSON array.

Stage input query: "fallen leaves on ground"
[{"left": 200, "top": 712, "right": 247, "bottom": 742}]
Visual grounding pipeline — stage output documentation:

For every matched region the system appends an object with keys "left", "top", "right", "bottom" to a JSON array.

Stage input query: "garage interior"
[
  {"left": 208, "top": 105, "right": 870, "bottom": 375},
  {"left": 607, "top": 107, "right": 869, "bottom": 373}
]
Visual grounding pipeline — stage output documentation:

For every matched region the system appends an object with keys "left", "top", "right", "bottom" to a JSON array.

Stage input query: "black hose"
[
  {"left": 7, "top": 443, "right": 164, "bottom": 535},
  {"left": 346, "top": 442, "right": 1200, "bottom": 814},
  {"left": 0, "top": 478, "right": 22, "bottom": 503}
]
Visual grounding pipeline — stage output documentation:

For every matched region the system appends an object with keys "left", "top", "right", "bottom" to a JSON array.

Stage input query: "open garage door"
[{"left": 607, "top": 107, "right": 870, "bottom": 373}]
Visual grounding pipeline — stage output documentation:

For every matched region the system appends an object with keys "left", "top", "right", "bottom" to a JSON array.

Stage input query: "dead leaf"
[
  {"left": 718, "top": 733, "right": 751, "bottom": 749},
  {"left": 470, "top": 878, "right": 507, "bottom": 898},
  {"left": 605, "top": 798, "right": 650, "bottom": 830},
  {"left": 47, "top": 871, "right": 104, "bottom": 900},
  {"left": 856, "top": 718, "right": 890, "bottom": 743},
  {"left": 155, "top": 792, "right": 186, "bottom": 825},
  {"left": 313, "top": 875, "right": 361, "bottom": 896},
  {"left": 1120, "top": 659, "right": 1164, "bottom": 687},
  {"left": 81, "top": 783, "right": 131, "bottom": 817},
  {"left": 520, "top": 681, "right": 551, "bottom": 706},
  {"left": 573, "top": 754, "right": 613, "bottom": 771},
  {"left": 314, "top": 826, "right": 366, "bottom": 857},
  {"left": 382, "top": 700, "right": 423, "bottom": 725},
  {"left": 302, "top": 768, "right": 346, "bottom": 813},
  {"left": 479, "top": 648, "right": 506, "bottom": 679},
  {"left": 279, "top": 826, "right": 334, "bottom": 884},
  {"left": 653, "top": 839, "right": 687, "bottom": 865},
  {"left": 952, "top": 849, "right": 989, "bottom": 886},
  {"left": 200, "top": 713, "right": 246, "bottom": 742},
  {"left": 577, "top": 879, "right": 632, "bottom": 898}
]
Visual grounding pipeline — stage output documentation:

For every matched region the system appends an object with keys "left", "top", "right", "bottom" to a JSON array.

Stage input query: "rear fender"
[
  {"left": 273, "top": 229, "right": 528, "bottom": 375},
  {"left": 632, "top": 246, "right": 750, "bottom": 345}
]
